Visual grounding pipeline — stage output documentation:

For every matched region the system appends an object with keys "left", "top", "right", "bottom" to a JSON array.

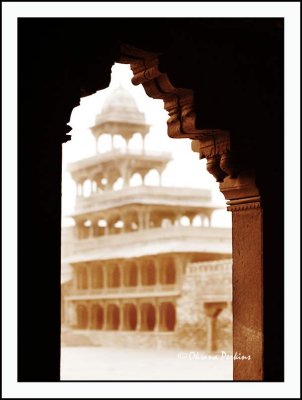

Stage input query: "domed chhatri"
[
  {"left": 101, "top": 85, "right": 142, "bottom": 116},
  {"left": 91, "top": 85, "right": 149, "bottom": 140}
]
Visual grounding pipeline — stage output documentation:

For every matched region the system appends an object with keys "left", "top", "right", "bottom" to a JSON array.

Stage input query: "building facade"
[{"left": 62, "top": 86, "right": 232, "bottom": 351}]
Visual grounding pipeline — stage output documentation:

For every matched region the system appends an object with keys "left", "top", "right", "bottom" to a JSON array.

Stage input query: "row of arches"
[
  {"left": 74, "top": 211, "right": 211, "bottom": 239},
  {"left": 74, "top": 168, "right": 163, "bottom": 197},
  {"left": 95, "top": 132, "right": 147, "bottom": 154},
  {"left": 75, "top": 258, "right": 177, "bottom": 290},
  {"left": 75, "top": 301, "right": 176, "bottom": 332}
]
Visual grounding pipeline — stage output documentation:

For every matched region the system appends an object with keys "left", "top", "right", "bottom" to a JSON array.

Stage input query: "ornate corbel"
[
  {"left": 191, "top": 130, "right": 239, "bottom": 183},
  {"left": 120, "top": 44, "right": 260, "bottom": 214},
  {"left": 119, "top": 44, "right": 205, "bottom": 140},
  {"left": 191, "top": 131, "right": 260, "bottom": 212}
]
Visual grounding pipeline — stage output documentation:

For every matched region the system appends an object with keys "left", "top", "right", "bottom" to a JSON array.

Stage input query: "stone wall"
[{"left": 175, "top": 260, "right": 232, "bottom": 351}]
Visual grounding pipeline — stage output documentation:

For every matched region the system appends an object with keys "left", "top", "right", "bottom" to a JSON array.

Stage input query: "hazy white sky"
[{"left": 62, "top": 63, "right": 231, "bottom": 227}]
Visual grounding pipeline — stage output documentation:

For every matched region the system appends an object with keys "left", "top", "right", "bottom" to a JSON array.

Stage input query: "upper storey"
[
  {"left": 68, "top": 85, "right": 171, "bottom": 185},
  {"left": 91, "top": 85, "right": 150, "bottom": 141},
  {"left": 67, "top": 149, "right": 171, "bottom": 187}
]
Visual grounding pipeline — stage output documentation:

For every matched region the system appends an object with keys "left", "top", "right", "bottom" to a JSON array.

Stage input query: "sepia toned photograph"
[
  {"left": 2, "top": 2, "right": 300, "bottom": 398},
  {"left": 16, "top": 15, "right": 284, "bottom": 383}
]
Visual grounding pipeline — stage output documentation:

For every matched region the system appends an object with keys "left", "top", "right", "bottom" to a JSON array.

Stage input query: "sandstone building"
[{"left": 61, "top": 86, "right": 232, "bottom": 351}]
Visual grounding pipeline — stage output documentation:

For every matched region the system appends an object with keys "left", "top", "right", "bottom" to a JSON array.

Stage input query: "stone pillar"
[
  {"left": 188, "top": 215, "right": 194, "bottom": 226},
  {"left": 192, "top": 134, "right": 264, "bottom": 381},
  {"left": 103, "top": 265, "right": 108, "bottom": 290},
  {"left": 92, "top": 219, "right": 99, "bottom": 237},
  {"left": 158, "top": 170, "right": 162, "bottom": 186},
  {"left": 154, "top": 258, "right": 161, "bottom": 286},
  {"left": 220, "top": 172, "right": 263, "bottom": 380},
  {"left": 119, "top": 263, "right": 124, "bottom": 289},
  {"left": 174, "top": 214, "right": 181, "bottom": 226},
  {"left": 87, "top": 265, "right": 93, "bottom": 291},
  {"left": 104, "top": 220, "right": 109, "bottom": 236},
  {"left": 138, "top": 209, "right": 144, "bottom": 230},
  {"left": 144, "top": 209, "right": 150, "bottom": 229},
  {"left": 88, "top": 221, "right": 94, "bottom": 238},
  {"left": 139, "top": 171, "right": 145, "bottom": 186},
  {"left": 137, "top": 260, "right": 142, "bottom": 287},
  {"left": 103, "top": 170, "right": 109, "bottom": 191},
  {"left": 204, "top": 302, "right": 227, "bottom": 352},
  {"left": 70, "top": 302, "right": 77, "bottom": 328},
  {"left": 208, "top": 212, "right": 212, "bottom": 227},
  {"left": 120, "top": 162, "right": 130, "bottom": 188},
  {"left": 173, "top": 255, "right": 183, "bottom": 287},
  {"left": 73, "top": 266, "right": 78, "bottom": 291},
  {"left": 141, "top": 134, "right": 145, "bottom": 154},
  {"left": 90, "top": 179, "right": 94, "bottom": 195},
  {"left": 76, "top": 182, "right": 80, "bottom": 197}
]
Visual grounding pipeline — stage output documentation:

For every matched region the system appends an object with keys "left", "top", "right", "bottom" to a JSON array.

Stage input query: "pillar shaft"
[
  {"left": 220, "top": 172, "right": 263, "bottom": 381},
  {"left": 137, "top": 262, "right": 142, "bottom": 287},
  {"left": 154, "top": 258, "right": 160, "bottom": 286},
  {"left": 206, "top": 316, "right": 218, "bottom": 352},
  {"left": 87, "top": 266, "right": 93, "bottom": 290},
  {"left": 103, "top": 266, "right": 108, "bottom": 289},
  {"left": 231, "top": 206, "right": 263, "bottom": 380},
  {"left": 73, "top": 267, "right": 78, "bottom": 290}
]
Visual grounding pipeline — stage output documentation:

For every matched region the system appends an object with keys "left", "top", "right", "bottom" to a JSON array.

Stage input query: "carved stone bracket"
[
  {"left": 119, "top": 44, "right": 260, "bottom": 214},
  {"left": 219, "top": 171, "right": 261, "bottom": 212},
  {"left": 191, "top": 131, "right": 261, "bottom": 212},
  {"left": 119, "top": 44, "right": 206, "bottom": 140},
  {"left": 191, "top": 130, "right": 239, "bottom": 183}
]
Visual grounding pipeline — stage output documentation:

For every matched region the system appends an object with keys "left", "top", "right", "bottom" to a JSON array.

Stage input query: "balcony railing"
[
  {"left": 72, "top": 185, "right": 214, "bottom": 214},
  {"left": 67, "top": 148, "right": 172, "bottom": 173},
  {"left": 63, "top": 226, "right": 231, "bottom": 258},
  {"left": 66, "top": 283, "right": 179, "bottom": 297}
]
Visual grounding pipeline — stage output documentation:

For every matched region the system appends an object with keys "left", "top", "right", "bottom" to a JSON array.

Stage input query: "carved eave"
[
  {"left": 72, "top": 43, "right": 257, "bottom": 197},
  {"left": 119, "top": 44, "right": 208, "bottom": 140},
  {"left": 119, "top": 44, "right": 244, "bottom": 186}
]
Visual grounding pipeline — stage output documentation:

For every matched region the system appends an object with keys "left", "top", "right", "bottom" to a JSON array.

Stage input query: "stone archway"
[
  {"left": 140, "top": 303, "right": 156, "bottom": 331},
  {"left": 159, "top": 302, "right": 176, "bottom": 332},
  {"left": 18, "top": 18, "right": 284, "bottom": 382}
]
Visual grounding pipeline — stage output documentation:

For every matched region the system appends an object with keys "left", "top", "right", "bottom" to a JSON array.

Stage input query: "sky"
[{"left": 62, "top": 63, "right": 231, "bottom": 227}]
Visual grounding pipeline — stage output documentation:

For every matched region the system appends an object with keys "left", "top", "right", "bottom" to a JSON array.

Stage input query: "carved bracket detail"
[
  {"left": 119, "top": 44, "right": 207, "bottom": 140},
  {"left": 119, "top": 44, "right": 260, "bottom": 212},
  {"left": 191, "top": 130, "right": 239, "bottom": 182}
]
